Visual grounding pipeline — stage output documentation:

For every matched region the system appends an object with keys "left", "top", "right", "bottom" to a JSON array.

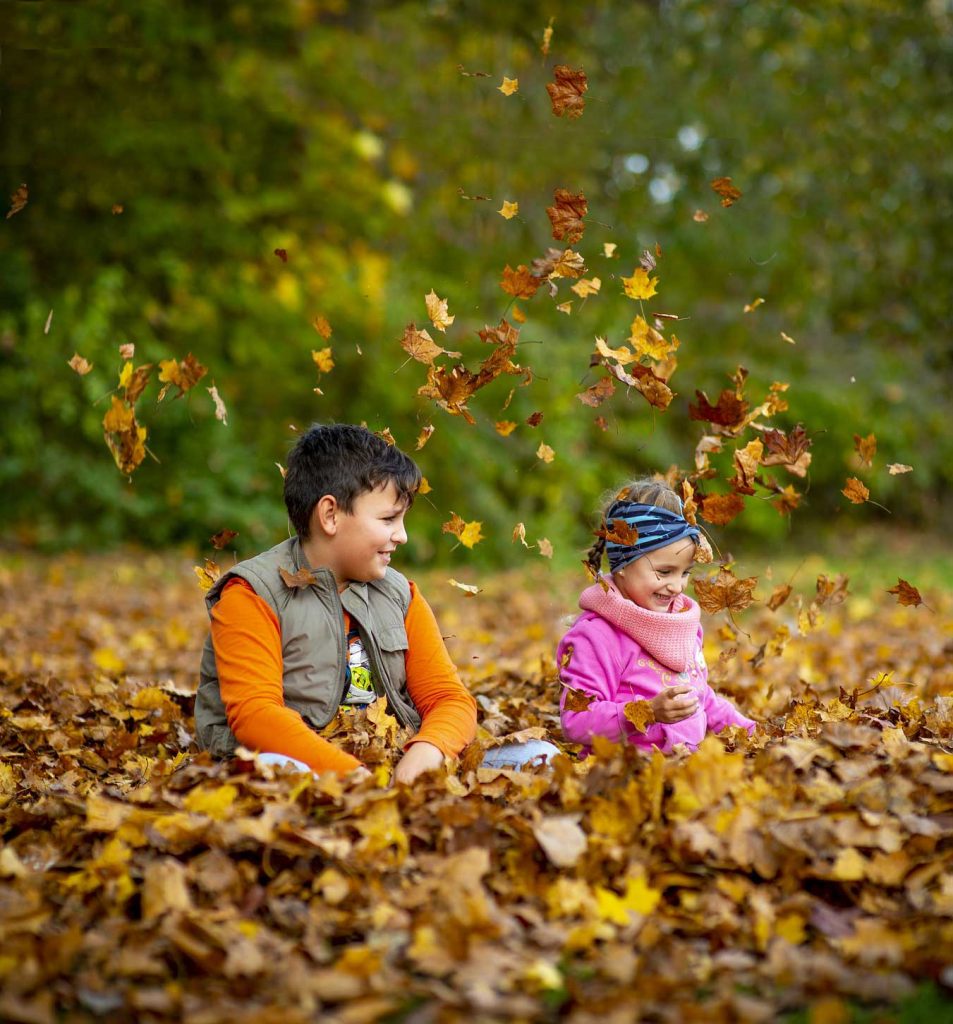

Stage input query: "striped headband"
[{"left": 604, "top": 499, "right": 700, "bottom": 573}]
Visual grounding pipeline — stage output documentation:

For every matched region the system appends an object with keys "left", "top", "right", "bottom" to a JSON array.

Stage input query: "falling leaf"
[
  {"left": 853, "top": 433, "right": 877, "bottom": 468},
  {"left": 157, "top": 354, "right": 207, "bottom": 400},
  {"left": 623, "top": 700, "right": 655, "bottom": 732},
  {"left": 194, "top": 559, "right": 222, "bottom": 591},
  {"left": 546, "top": 65, "right": 587, "bottom": 119},
  {"left": 603, "top": 242, "right": 618, "bottom": 258},
  {"left": 693, "top": 209, "right": 709, "bottom": 223},
  {"left": 68, "top": 353, "right": 93, "bottom": 376},
  {"left": 207, "top": 384, "right": 228, "bottom": 425},
  {"left": 537, "top": 538, "right": 554, "bottom": 559},
  {"left": 425, "top": 290, "right": 455, "bottom": 333},
  {"left": 762, "top": 425, "right": 812, "bottom": 476},
  {"left": 628, "top": 316, "right": 676, "bottom": 361},
  {"left": 311, "top": 348, "right": 335, "bottom": 373},
  {"left": 732, "top": 439, "right": 764, "bottom": 494},
  {"left": 512, "top": 522, "right": 529, "bottom": 546},
  {"left": 699, "top": 492, "right": 746, "bottom": 526},
  {"left": 781, "top": 331, "right": 796, "bottom": 344},
  {"left": 689, "top": 389, "right": 749, "bottom": 432},
  {"left": 274, "top": 248, "right": 288, "bottom": 262},
  {"left": 457, "top": 65, "right": 490, "bottom": 78},
  {"left": 119, "top": 342, "right": 135, "bottom": 360},
  {"left": 495, "top": 420, "right": 518, "bottom": 437},
  {"left": 442, "top": 513, "right": 483, "bottom": 549},
  {"left": 621, "top": 267, "right": 659, "bottom": 300},
  {"left": 526, "top": 411, "right": 544, "bottom": 427},
  {"left": 743, "top": 297, "right": 765, "bottom": 313},
  {"left": 44, "top": 309, "right": 53, "bottom": 335},
  {"left": 710, "top": 176, "right": 742, "bottom": 206},
  {"left": 111, "top": 203, "right": 124, "bottom": 215},
  {"left": 498, "top": 77, "right": 519, "bottom": 96},
  {"left": 842, "top": 477, "right": 870, "bottom": 504},
  {"left": 415, "top": 425, "right": 434, "bottom": 450},
  {"left": 418, "top": 476, "right": 431, "bottom": 494},
  {"left": 536, "top": 442, "right": 555, "bottom": 463},
  {"left": 448, "top": 578, "right": 482, "bottom": 596},
  {"left": 511, "top": 304, "right": 526, "bottom": 323},
  {"left": 599, "top": 519, "right": 639, "bottom": 546},
  {"left": 571, "top": 277, "right": 601, "bottom": 298},
  {"left": 576, "top": 377, "right": 616, "bottom": 408},
  {"left": 377, "top": 427, "right": 396, "bottom": 446},
  {"left": 400, "top": 323, "right": 461, "bottom": 365},
  {"left": 6, "top": 183, "right": 28, "bottom": 219},
  {"left": 312, "top": 315, "right": 332, "bottom": 339},
  {"left": 540, "top": 17, "right": 554, "bottom": 55},
  {"left": 500, "top": 264, "right": 541, "bottom": 299},
  {"left": 210, "top": 529, "right": 238, "bottom": 550},
  {"left": 693, "top": 567, "right": 757, "bottom": 614},
  {"left": 102, "top": 396, "right": 147, "bottom": 474},
  {"left": 887, "top": 579, "right": 923, "bottom": 607},
  {"left": 498, "top": 200, "right": 519, "bottom": 220},
  {"left": 887, "top": 463, "right": 913, "bottom": 475},
  {"left": 767, "top": 584, "right": 793, "bottom": 612},
  {"left": 556, "top": 301, "right": 573, "bottom": 314},
  {"left": 278, "top": 566, "right": 319, "bottom": 589},
  {"left": 457, "top": 187, "right": 492, "bottom": 201},
  {"left": 546, "top": 189, "right": 588, "bottom": 243}
]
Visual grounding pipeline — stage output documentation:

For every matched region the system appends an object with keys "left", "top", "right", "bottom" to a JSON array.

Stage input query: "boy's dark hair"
[{"left": 284, "top": 424, "right": 421, "bottom": 538}]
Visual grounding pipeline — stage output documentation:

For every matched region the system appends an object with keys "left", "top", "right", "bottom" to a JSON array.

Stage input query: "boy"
[{"left": 195, "top": 423, "right": 477, "bottom": 783}]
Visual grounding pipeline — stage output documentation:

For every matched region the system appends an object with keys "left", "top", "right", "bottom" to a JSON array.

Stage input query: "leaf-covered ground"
[{"left": 2, "top": 553, "right": 952, "bottom": 1023}]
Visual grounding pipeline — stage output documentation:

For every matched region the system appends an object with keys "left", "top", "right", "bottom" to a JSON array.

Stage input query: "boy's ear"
[{"left": 311, "top": 495, "right": 340, "bottom": 536}]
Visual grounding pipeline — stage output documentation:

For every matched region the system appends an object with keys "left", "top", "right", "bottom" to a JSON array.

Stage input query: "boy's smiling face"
[
  {"left": 324, "top": 482, "right": 409, "bottom": 590},
  {"left": 612, "top": 536, "right": 696, "bottom": 612}
]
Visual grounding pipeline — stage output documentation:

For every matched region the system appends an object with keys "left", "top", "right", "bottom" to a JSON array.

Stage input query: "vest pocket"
[{"left": 376, "top": 625, "right": 409, "bottom": 652}]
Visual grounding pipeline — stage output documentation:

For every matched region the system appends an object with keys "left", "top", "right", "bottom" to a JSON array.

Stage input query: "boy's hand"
[
  {"left": 393, "top": 741, "right": 445, "bottom": 785},
  {"left": 651, "top": 685, "right": 699, "bottom": 724}
]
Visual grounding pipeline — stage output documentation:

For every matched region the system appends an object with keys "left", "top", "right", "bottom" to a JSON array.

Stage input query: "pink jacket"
[{"left": 557, "top": 579, "right": 756, "bottom": 754}]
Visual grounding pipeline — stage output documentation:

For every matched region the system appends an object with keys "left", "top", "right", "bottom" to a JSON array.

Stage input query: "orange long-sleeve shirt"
[{"left": 209, "top": 577, "right": 476, "bottom": 775}]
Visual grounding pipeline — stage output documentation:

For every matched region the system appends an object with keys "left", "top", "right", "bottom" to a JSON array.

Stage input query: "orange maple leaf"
[
  {"left": 693, "top": 568, "right": 757, "bottom": 614},
  {"left": 546, "top": 65, "right": 587, "bottom": 119},
  {"left": 842, "top": 477, "right": 870, "bottom": 504},
  {"left": 401, "top": 324, "right": 460, "bottom": 365},
  {"left": 279, "top": 566, "right": 319, "bottom": 589},
  {"left": 157, "top": 353, "right": 207, "bottom": 400},
  {"left": 767, "top": 583, "right": 793, "bottom": 612},
  {"left": 623, "top": 699, "right": 655, "bottom": 732},
  {"left": 711, "top": 176, "right": 742, "bottom": 207},
  {"left": 599, "top": 519, "right": 639, "bottom": 546},
  {"left": 415, "top": 425, "right": 434, "bottom": 450},
  {"left": 500, "top": 264, "right": 541, "bottom": 299},
  {"left": 886, "top": 578, "right": 923, "bottom": 608},
  {"left": 563, "top": 687, "right": 594, "bottom": 713},
  {"left": 546, "top": 189, "right": 588, "bottom": 244},
  {"left": 210, "top": 529, "right": 238, "bottom": 550},
  {"left": 853, "top": 433, "right": 877, "bottom": 468},
  {"left": 576, "top": 377, "right": 615, "bottom": 408},
  {"left": 699, "top": 492, "right": 746, "bottom": 526},
  {"left": 311, "top": 348, "right": 334, "bottom": 373},
  {"left": 311, "top": 315, "right": 332, "bottom": 339},
  {"left": 689, "top": 389, "right": 749, "bottom": 432}
]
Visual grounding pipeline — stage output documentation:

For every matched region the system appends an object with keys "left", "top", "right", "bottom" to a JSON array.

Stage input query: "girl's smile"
[{"left": 612, "top": 537, "right": 697, "bottom": 612}]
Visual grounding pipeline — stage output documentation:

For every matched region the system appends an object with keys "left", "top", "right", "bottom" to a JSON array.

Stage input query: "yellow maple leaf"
[
  {"left": 556, "top": 301, "right": 573, "bottom": 314},
  {"left": 571, "top": 277, "right": 601, "bottom": 298},
  {"left": 536, "top": 442, "right": 555, "bottom": 463},
  {"left": 622, "top": 267, "right": 659, "bottom": 300},
  {"left": 595, "top": 873, "right": 661, "bottom": 925},
  {"left": 458, "top": 520, "right": 484, "bottom": 549},
  {"left": 418, "top": 476, "right": 432, "bottom": 494},
  {"left": 595, "top": 335, "right": 636, "bottom": 365},
  {"left": 603, "top": 242, "right": 618, "bottom": 258},
  {"left": 495, "top": 420, "right": 518, "bottom": 436},
  {"left": 498, "top": 200, "right": 519, "bottom": 219},
  {"left": 628, "top": 316, "right": 675, "bottom": 361},
  {"left": 311, "top": 347, "right": 334, "bottom": 372},
  {"left": 498, "top": 77, "right": 519, "bottom": 96},
  {"left": 425, "top": 289, "right": 455, "bottom": 332}
]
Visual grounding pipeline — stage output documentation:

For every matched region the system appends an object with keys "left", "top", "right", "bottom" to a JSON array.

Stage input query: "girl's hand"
[
  {"left": 651, "top": 685, "right": 699, "bottom": 724},
  {"left": 393, "top": 741, "right": 445, "bottom": 785}
]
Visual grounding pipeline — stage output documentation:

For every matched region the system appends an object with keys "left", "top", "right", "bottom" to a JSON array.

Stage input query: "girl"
[{"left": 557, "top": 478, "right": 755, "bottom": 755}]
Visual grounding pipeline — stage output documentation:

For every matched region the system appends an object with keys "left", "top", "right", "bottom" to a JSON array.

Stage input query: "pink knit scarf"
[{"left": 578, "top": 578, "right": 700, "bottom": 673}]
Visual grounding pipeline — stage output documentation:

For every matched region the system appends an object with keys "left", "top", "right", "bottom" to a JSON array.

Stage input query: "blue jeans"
[{"left": 256, "top": 739, "right": 561, "bottom": 775}]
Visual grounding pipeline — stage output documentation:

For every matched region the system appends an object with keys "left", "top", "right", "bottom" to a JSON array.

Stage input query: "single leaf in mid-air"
[
  {"left": 853, "top": 433, "right": 877, "bottom": 468},
  {"left": 425, "top": 289, "right": 455, "bottom": 333},
  {"left": 621, "top": 268, "right": 659, "bottom": 300},
  {"left": 207, "top": 384, "right": 228, "bottom": 424},
  {"left": 448, "top": 578, "right": 482, "bottom": 596},
  {"left": 887, "top": 579, "right": 923, "bottom": 607},
  {"left": 699, "top": 492, "right": 746, "bottom": 526},
  {"left": 537, "top": 538, "right": 554, "bottom": 559},
  {"left": 415, "top": 425, "right": 434, "bottom": 450},
  {"left": 498, "top": 200, "right": 519, "bottom": 220},
  {"left": 693, "top": 568, "right": 757, "bottom": 614},
  {"left": 210, "top": 529, "right": 238, "bottom": 550},
  {"left": 400, "top": 323, "right": 460, "bottom": 365},
  {"left": 576, "top": 377, "right": 616, "bottom": 408},
  {"left": 68, "top": 353, "right": 93, "bottom": 376},
  {"left": 546, "top": 65, "right": 587, "bottom": 119},
  {"left": 495, "top": 420, "right": 518, "bottom": 436},
  {"left": 498, "top": 77, "right": 518, "bottom": 95},
  {"left": 500, "top": 264, "right": 540, "bottom": 298},
  {"left": 842, "top": 477, "right": 870, "bottom": 504},
  {"left": 194, "top": 559, "right": 222, "bottom": 591},
  {"left": 546, "top": 188, "right": 588, "bottom": 244},
  {"left": 536, "top": 442, "right": 555, "bottom": 463},
  {"left": 312, "top": 315, "right": 332, "bottom": 339},
  {"left": 711, "top": 176, "right": 742, "bottom": 206},
  {"left": 887, "top": 463, "right": 913, "bottom": 475},
  {"left": 6, "top": 183, "right": 28, "bottom": 219}
]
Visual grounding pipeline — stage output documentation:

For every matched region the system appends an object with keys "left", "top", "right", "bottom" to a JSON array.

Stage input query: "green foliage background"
[{"left": 2, "top": 0, "right": 951, "bottom": 565}]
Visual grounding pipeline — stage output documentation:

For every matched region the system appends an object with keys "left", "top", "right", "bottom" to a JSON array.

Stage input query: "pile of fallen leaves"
[{"left": 2, "top": 553, "right": 952, "bottom": 1023}]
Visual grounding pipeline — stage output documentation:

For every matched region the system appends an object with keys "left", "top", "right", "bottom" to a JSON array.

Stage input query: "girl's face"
[{"left": 612, "top": 537, "right": 697, "bottom": 612}]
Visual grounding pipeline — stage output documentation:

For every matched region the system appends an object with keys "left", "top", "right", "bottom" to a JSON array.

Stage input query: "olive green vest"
[{"left": 195, "top": 536, "right": 420, "bottom": 758}]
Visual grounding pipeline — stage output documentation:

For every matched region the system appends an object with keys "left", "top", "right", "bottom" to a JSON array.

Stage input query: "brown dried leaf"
[
  {"left": 546, "top": 65, "right": 587, "bottom": 119},
  {"left": 546, "top": 189, "right": 588, "bottom": 244},
  {"left": 693, "top": 568, "right": 757, "bottom": 614}
]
